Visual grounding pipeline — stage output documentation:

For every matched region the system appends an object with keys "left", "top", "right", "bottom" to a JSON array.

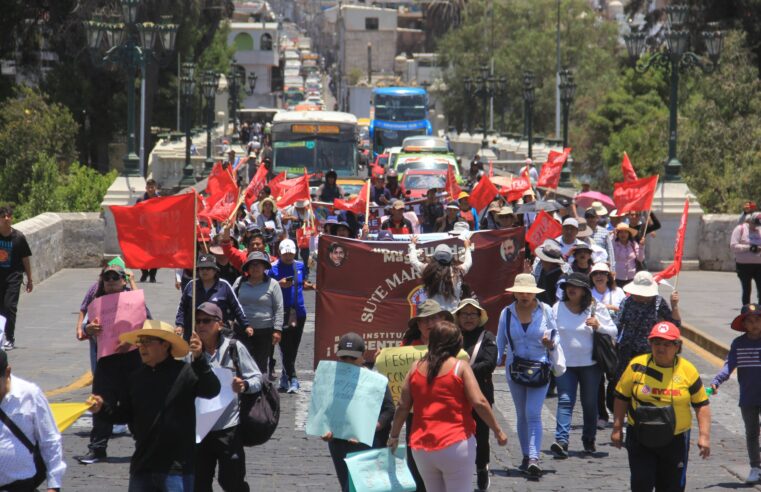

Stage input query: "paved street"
[{"left": 6, "top": 267, "right": 761, "bottom": 490}]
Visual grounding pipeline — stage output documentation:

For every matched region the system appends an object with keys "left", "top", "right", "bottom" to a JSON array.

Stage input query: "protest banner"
[
  {"left": 374, "top": 346, "right": 470, "bottom": 404},
  {"left": 345, "top": 446, "right": 416, "bottom": 492},
  {"left": 306, "top": 360, "right": 389, "bottom": 447},
  {"left": 49, "top": 403, "right": 93, "bottom": 432},
  {"left": 315, "top": 228, "right": 522, "bottom": 367},
  {"left": 86, "top": 290, "right": 147, "bottom": 359},
  {"left": 196, "top": 367, "right": 235, "bottom": 443}
]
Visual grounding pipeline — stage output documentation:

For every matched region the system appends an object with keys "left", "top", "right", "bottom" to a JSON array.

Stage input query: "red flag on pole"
[
  {"left": 206, "top": 162, "right": 233, "bottom": 197},
  {"left": 334, "top": 181, "right": 370, "bottom": 214},
  {"left": 622, "top": 152, "right": 638, "bottom": 182},
  {"left": 445, "top": 165, "right": 462, "bottom": 201},
  {"left": 488, "top": 160, "right": 494, "bottom": 178},
  {"left": 267, "top": 171, "right": 287, "bottom": 198},
  {"left": 244, "top": 165, "right": 269, "bottom": 209},
  {"left": 613, "top": 175, "right": 659, "bottom": 214},
  {"left": 469, "top": 175, "right": 499, "bottom": 212},
  {"left": 501, "top": 175, "right": 532, "bottom": 202},
  {"left": 537, "top": 148, "right": 571, "bottom": 189},
  {"left": 276, "top": 173, "right": 311, "bottom": 208},
  {"left": 653, "top": 198, "right": 689, "bottom": 283},
  {"left": 199, "top": 189, "right": 239, "bottom": 222},
  {"left": 525, "top": 210, "right": 563, "bottom": 251},
  {"left": 111, "top": 193, "right": 197, "bottom": 269}
]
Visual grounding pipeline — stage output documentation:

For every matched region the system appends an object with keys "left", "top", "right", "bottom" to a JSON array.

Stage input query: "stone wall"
[
  {"left": 698, "top": 214, "right": 738, "bottom": 271},
  {"left": 14, "top": 212, "right": 104, "bottom": 284}
]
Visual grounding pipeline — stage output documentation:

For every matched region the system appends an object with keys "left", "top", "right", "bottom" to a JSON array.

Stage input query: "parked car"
[{"left": 400, "top": 169, "right": 447, "bottom": 200}]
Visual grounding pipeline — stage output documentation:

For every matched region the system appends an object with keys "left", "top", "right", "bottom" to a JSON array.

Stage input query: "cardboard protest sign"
[
  {"left": 374, "top": 346, "right": 470, "bottom": 404},
  {"left": 86, "top": 290, "right": 147, "bottom": 359},
  {"left": 306, "top": 360, "right": 389, "bottom": 447},
  {"left": 346, "top": 446, "right": 416, "bottom": 492},
  {"left": 315, "top": 229, "right": 523, "bottom": 367},
  {"left": 196, "top": 367, "right": 235, "bottom": 443}
]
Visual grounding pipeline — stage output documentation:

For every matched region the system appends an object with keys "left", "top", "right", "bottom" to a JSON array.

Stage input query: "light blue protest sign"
[
  {"left": 306, "top": 360, "right": 388, "bottom": 446},
  {"left": 346, "top": 446, "right": 416, "bottom": 492}
]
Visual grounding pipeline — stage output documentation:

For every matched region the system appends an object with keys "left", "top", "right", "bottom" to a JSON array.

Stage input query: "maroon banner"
[{"left": 314, "top": 229, "right": 524, "bottom": 366}]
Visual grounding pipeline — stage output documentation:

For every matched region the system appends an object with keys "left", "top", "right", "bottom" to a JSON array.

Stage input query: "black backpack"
[{"left": 228, "top": 341, "right": 280, "bottom": 446}]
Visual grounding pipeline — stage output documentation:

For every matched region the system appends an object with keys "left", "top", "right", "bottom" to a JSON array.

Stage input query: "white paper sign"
[{"left": 195, "top": 367, "right": 235, "bottom": 443}]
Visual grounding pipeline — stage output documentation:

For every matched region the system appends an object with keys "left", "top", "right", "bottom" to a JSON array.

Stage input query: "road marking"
[
  {"left": 44, "top": 371, "right": 93, "bottom": 398},
  {"left": 682, "top": 337, "right": 724, "bottom": 369},
  {"left": 294, "top": 380, "right": 313, "bottom": 431}
]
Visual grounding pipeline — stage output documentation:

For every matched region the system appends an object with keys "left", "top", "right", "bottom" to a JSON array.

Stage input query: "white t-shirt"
[
  {"left": 591, "top": 287, "right": 626, "bottom": 312},
  {"left": 552, "top": 301, "right": 617, "bottom": 367}
]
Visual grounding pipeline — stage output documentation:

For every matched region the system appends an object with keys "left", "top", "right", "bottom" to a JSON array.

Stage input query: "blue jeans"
[
  {"left": 555, "top": 364, "right": 602, "bottom": 444},
  {"left": 507, "top": 377, "right": 549, "bottom": 460},
  {"left": 128, "top": 473, "right": 193, "bottom": 492}
]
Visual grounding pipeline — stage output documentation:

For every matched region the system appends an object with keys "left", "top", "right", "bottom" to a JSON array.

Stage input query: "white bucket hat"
[
  {"left": 623, "top": 271, "right": 659, "bottom": 297},
  {"left": 505, "top": 273, "right": 545, "bottom": 294}
]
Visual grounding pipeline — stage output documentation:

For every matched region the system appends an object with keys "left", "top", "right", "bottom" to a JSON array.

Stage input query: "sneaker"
[
  {"left": 278, "top": 372, "right": 289, "bottom": 391},
  {"left": 596, "top": 419, "right": 608, "bottom": 430},
  {"left": 112, "top": 424, "right": 128, "bottom": 435},
  {"left": 747, "top": 467, "right": 761, "bottom": 483},
  {"left": 527, "top": 459, "right": 542, "bottom": 477},
  {"left": 2, "top": 340, "right": 14, "bottom": 350},
  {"left": 518, "top": 456, "right": 530, "bottom": 473},
  {"left": 139, "top": 273, "right": 147, "bottom": 282},
  {"left": 582, "top": 439, "right": 596, "bottom": 454},
  {"left": 476, "top": 466, "right": 489, "bottom": 490},
  {"left": 75, "top": 449, "right": 106, "bottom": 464},
  {"left": 550, "top": 441, "right": 568, "bottom": 459},
  {"left": 287, "top": 377, "right": 300, "bottom": 394}
]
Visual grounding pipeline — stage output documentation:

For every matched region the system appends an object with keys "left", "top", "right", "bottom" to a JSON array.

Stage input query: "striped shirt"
[{"left": 712, "top": 334, "right": 761, "bottom": 406}]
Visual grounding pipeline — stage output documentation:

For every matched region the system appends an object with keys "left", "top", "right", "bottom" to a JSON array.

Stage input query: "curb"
[{"left": 680, "top": 321, "right": 729, "bottom": 361}]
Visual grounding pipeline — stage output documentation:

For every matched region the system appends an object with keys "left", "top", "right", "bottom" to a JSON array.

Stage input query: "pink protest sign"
[{"left": 87, "top": 290, "right": 147, "bottom": 359}]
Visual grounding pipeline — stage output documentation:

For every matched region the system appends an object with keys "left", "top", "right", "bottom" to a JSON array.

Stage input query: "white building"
[{"left": 228, "top": 21, "right": 280, "bottom": 108}]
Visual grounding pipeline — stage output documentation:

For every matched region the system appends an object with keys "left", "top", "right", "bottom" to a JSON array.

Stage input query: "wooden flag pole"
[
  {"left": 365, "top": 178, "right": 371, "bottom": 218},
  {"left": 226, "top": 193, "right": 246, "bottom": 225},
  {"left": 195, "top": 219, "right": 209, "bottom": 253}
]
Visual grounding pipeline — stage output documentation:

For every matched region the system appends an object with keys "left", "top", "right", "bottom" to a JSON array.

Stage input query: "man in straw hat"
[{"left": 89, "top": 321, "right": 220, "bottom": 491}]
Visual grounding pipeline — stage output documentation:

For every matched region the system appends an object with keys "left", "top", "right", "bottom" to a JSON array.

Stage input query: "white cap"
[
  {"left": 562, "top": 217, "right": 579, "bottom": 229},
  {"left": 279, "top": 239, "right": 297, "bottom": 255}
]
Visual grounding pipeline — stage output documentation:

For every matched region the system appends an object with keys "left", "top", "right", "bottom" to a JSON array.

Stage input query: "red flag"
[
  {"left": 525, "top": 210, "right": 563, "bottom": 252},
  {"left": 267, "top": 172, "right": 287, "bottom": 198},
  {"left": 445, "top": 165, "right": 461, "bottom": 201},
  {"left": 622, "top": 152, "right": 638, "bottom": 182},
  {"left": 469, "top": 175, "right": 499, "bottom": 212},
  {"left": 501, "top": 175, "right": 532, "bottom": 202},
  {"left": 613, "top": 175, "right": 658, "bottom": 214},
  {"left": 653, "top": 198, "right": 689, "bottom": 283},
  {"left": 276, "top": 174, "right": 310, "bottom": 208},
  {"left": 206, "top": 162, "right": 232, "bottom": 198},
  {"left": 488, "top": 160, "right": 494, "bottom": 178},
  {"left": 199, "top": 189, "right": 239, "bottom": 222},
  {"left": 111, "top": 194, "right": 197, "bottom": 269},
  {"left": 334, "top": 181, "right": 370, "bottom": 214},
  {"left": 537, "top": 148, "right": 571, "bottom": 189},
  {"left": 244, "top": 165, "right": 269, "bottom": 209}
]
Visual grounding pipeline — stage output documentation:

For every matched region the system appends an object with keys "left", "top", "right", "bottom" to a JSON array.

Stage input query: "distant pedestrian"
[
  {"left": 381, "top": 200, "right": 413, "bottom": 234},
  {"left": 613, "top": 222, "right": 644, "bottom": 288},
  {"left": 711, "top": 304, "right": 761, "bottom": 483},
  {"left": 408, "top": 237, "right": 472, "bottom": 311},
  {"left": 0, "top": 205, "right": 33, "bottom": 351},
  {"left": 135, "top": 179, "right": 160, "bottom": 283},
  {"left": 532, "top": 240, "right": 568, "bottom": 307},
  {"left": 731, "top": 212, "right": 761, "bottom": 306},
  {"left": 0, "top": 349, "right": 66, "bottom": 490}
]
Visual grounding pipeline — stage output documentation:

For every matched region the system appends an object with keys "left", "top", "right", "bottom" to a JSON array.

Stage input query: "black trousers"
[
  {"left": 473, "top": 410, "right": 490, "bottom": 469},
  {"left": 140, "top": 269, "right": 158, "bottom": 281},
  {"left": 299, "top": 247, "right": 310, "bottom": 278},
  {"left": 328, "top": 438, "right": 371, "bottom": 492},
  {"left": 90, "top": 350, "right": 142, "bottom": 452},
  {"left": 736, "top": 262, "right": 761, "bottom": 306},
  {"left": 0, "top": 273, "right": 22, "bottom": 342},
  {"left": 598, "top": 379, "right": 609, "bottom": 422},
  {"left": 239, "top": 328, "right": 275, "bottom": 375},
  {"left": 626, "top": 428, "right": 690, "bottom": 492},
  {"left": 195, "top": 426, "right": 249, "bottom": 492},
  {"left": 280, "top": 315, "right": 306, "bottom": 380}
]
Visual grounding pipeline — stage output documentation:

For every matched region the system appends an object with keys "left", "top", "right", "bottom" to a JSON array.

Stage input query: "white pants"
[{"left": 411, "top": 436, "right": 476, "bottom": 492}]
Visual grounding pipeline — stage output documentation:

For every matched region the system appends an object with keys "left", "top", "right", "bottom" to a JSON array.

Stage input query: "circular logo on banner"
[{"left": 407, "top": 286, "right": 427, "bottom": 319}]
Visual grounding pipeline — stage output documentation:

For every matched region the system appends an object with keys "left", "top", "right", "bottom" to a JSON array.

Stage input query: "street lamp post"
[
  {"left": 228, "top": 62, "right": 246, "bottom": 137},
  {"left": 522, "top": 71, "right": 536, "bottom": 159},
  {"left": 558, "top": 68, "right": 576, "bottom": 186},
  {"left": 179, "top": 64, "right": 197, "bottom": 187},
  {"left": 464, "top": 65, "right": 506, "bottom": 149},
  {"left": 624, "top": 5, "right": 723, "bottom": 181},
  {"left": 83, "top": 0, "right": 177, "bottom": 177},
  {"left": 202, "top": 70, "right": 221, "bottom": 175}
]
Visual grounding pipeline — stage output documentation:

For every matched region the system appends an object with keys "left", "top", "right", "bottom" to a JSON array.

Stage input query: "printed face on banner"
[{"left": 314, "top": 229, "right": 524, "bottom": 368}]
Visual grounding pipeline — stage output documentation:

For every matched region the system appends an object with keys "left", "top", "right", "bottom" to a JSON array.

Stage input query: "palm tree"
[{"left": 422, "top": 0, "right": 467, "bottom": 51}]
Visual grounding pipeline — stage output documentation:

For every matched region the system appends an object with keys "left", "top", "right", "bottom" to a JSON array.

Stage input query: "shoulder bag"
[
  {"left": 590, "top": 299, "right": 619, "bottom": 379},
  {"left": 629, "top": 356, "right": 676, "bottom": 448},
  {"left": 0, "top": 407, "right": 46, "bottom": 490},
  {"left": 505, "top": 309, "right": 551, "bottom": 387}
]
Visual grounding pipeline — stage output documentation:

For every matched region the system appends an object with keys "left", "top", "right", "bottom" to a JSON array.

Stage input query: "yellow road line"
[
  {"left": 45, "top": 371, "right": 93, "bottom": 398},
  {"left": 681, "top": 337, "right": 724, "bottom": 369}
]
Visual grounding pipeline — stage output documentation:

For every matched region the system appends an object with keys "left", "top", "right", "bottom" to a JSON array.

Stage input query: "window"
[
  {"left": 233, "top": 33, "right": 253, "bottom": 51},
  {"left": 365, "top": 17, "right": 379, "bottom": 30},
  {"left": 260, "top": 33, "right": 273, "bottom": 51}
]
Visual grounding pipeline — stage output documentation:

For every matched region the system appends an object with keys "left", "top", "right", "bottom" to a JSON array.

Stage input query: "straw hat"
[
  {"left": 576, "top": 218, "right": 594, "bottom": 238},
  {"left": 505, "top": 273, "right": 545, "bottom": 294},
  {"left": 535, "top": 240, "right": 565, "bottom": 264},
  {"left": 590, "top": 201, "right": 608, "bottom": 216},
  {"left": 120, "top": 320, "right": 190, "bottom": 358},
  {"left": 408, "top": 299, "right": 454, "bottom": 329},
  {"left": 623, "top": 271, "right": 659, "bottom": 297},
  {"left": 258, "top": 196, "right": 277, "bottom": 213},
  {"left": 615, "top": 222, "right": 638, "bottom": 237},
  {"left": 453, "top": 298, "right": 489, "bottom": 327}
]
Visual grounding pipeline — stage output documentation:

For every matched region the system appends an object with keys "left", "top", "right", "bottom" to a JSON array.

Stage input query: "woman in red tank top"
[{"left": 388, "top": 321, "right": 508, "bottom": 492}]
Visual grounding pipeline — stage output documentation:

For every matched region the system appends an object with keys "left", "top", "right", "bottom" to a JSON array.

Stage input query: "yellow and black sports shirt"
[{"left": 614, "top": 354, "right": 709, "bottom": 435}]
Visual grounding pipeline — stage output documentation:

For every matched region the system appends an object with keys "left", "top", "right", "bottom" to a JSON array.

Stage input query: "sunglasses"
[
  {"left": 136, "top": 336, "right": 163, "bottom": 345},
  {"left": 102, "top": 273, "right": 123, "bottom": 281},
  {"left": 195, "top": 317, "right": 218, "bottom": 325}
]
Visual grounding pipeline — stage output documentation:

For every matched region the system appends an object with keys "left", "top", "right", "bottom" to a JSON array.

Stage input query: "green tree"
[
  {"left": 13, "top": 154, "right": 64, "bottom": 220},
  {"left": 54, "top": 163, "right": 118, "bottom": 213}
]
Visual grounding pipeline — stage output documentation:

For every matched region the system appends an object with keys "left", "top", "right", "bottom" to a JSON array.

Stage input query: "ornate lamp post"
[
  {"left": 624, "top": 4, "right": 723, "bottom": 181},
  {"left": 522, "top": 71, "right": 536, "bottom": 159},
  {"left": 463, "top": 65, "right": 506, "bottom": 149},
  {"left": 201, "top": 70, "right": 221, "bottom": 175},
  {"left": 228, "top": 62, "right": 246, "bottom": 136},
  {"left": 179, "top": 63, "right": 197, "bottom": 187},
  {"left": 83, "top": 0, "right": 177, "bottom": 177},
  {"left": 558, "top": 68, "right": 576, "bottom": 186}
]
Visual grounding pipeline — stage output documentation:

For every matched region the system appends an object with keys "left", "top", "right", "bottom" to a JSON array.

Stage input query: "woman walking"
[
  {"left": 612, "top": 222, "right": 644, "bottom": 288},
  {"left": 550, "top": 272, "right": 617, "bottom": 457},
  {"left": 389, "top": 321, "right": 507, "bottom": 492},
  {"left": 454, "top": 298, "right": 498, "bottom": 490},
  {"left": 497, "top": 274, "right": 559, "bottom": 477},
  {"left": 408, "top": 236, "right": 472, "bottom": 311}
]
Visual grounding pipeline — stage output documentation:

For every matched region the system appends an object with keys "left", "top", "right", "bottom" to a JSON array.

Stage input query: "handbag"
[
  {"left": 504, "top": 310, "right": 551, "bottom": 387},
  {"left": 629, "top": 356, "right": 676, "bottom": 448},
  {"left": 228, "top": 341, "right": 280, "bottom": 446},
  {"left": 0, "top": 407, "right": 46, "bottom": 490},
  {"left": 590, "top": 300, "right": 618, "bottom": 379}
]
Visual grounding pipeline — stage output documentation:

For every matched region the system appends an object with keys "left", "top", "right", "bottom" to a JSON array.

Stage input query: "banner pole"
[
  {"left": 639, "top": 175, "right": 659, "bottom": 244},
  {"left": 192, "top": 194, "right": 198, "bottom": 338},
  {"left": 364, "top": 178, "right": 371, "bottom": 219}
]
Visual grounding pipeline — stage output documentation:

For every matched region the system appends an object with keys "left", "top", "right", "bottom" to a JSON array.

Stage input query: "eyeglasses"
[
  {"left": 136, "top": 336, "right": 162, "bottom": 345},
  {"left": 195, "top": 317, "right": 217, "bottom": 325},
  {"left": 102, "top": 274, "right": 123, "bottom": 282}
]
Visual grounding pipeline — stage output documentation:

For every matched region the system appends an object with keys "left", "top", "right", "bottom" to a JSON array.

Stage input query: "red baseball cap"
[{"left": 648, "top": 321, "right": 681, "bottom": 341}]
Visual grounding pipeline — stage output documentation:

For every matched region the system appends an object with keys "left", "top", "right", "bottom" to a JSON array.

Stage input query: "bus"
[
  {"left": 271, "top": 111, "right": 359, "bottom": 183},
  {"left": 369, "top": 87, "right": 432, "bottom": 157}
]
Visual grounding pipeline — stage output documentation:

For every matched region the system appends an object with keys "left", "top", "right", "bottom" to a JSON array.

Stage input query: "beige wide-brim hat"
[
  {"left": 615, "top": 222, "right": 639, "bottom": 237},
  {"left": 590, "top": 201, "right": 609, "bottom": 216},
  {"left": 453, "top": 298, "right": 489, "bottom": 327},
  {"left": 120, "top": 320, "right": 190, "bottom": 358},
  {"left": 258, "top": 196, "right": 277, "bottom": 213},
  {"left": 505, "top": 273, "right": 545, "bottom": 294},
  {"left": 408, "top": 299, "right": 454, "bottom": 329},
  {"left": 623, "top": 271, "right": 659, "bottom": 297}
]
